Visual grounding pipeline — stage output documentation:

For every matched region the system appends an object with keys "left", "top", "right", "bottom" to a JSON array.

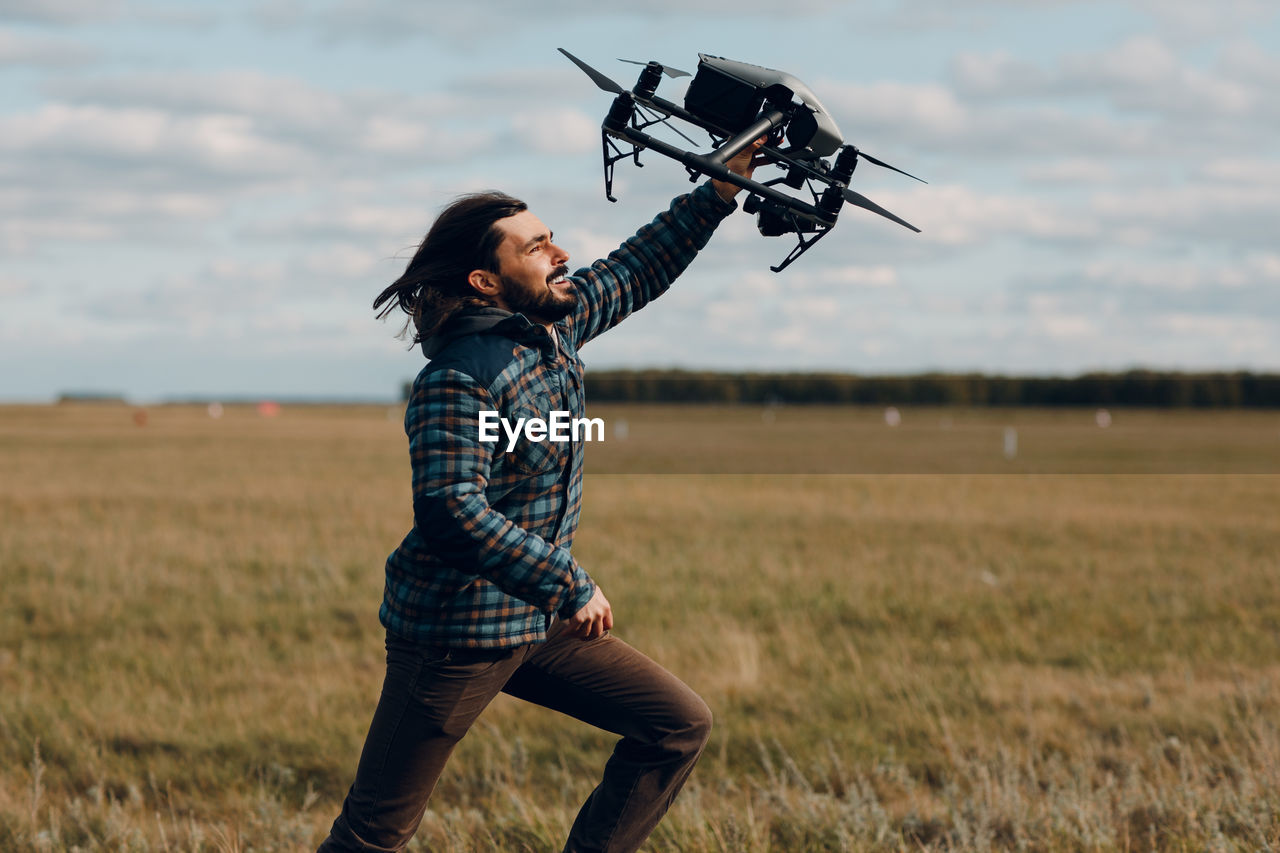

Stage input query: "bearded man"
[{"left": 317, "top": 142, "right": 761, "bottom": 853}]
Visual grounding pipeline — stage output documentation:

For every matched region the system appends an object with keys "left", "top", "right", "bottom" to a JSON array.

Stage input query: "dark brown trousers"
[{"left": 317, "top": 619, "right": 712, "bottom": 853}]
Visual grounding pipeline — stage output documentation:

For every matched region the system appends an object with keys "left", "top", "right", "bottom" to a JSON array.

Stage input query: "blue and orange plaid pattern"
[{"left": 380, "top": 182, "right": 735, "bottom": 648}]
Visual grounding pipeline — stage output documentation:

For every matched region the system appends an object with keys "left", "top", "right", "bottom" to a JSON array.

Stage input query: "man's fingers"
[
  {"left": 571, "top": 613, "right": 607, "bottom": 640},
  {"left": 564, "top": 591, "right": 612, "bottom": 640}
]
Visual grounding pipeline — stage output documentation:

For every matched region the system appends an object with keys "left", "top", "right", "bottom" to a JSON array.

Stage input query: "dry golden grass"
[
  {"left": 1, "top": 403, "right": 1278, "bottom": 851},
  {"left": 582, "top": 404, "right": 1280, "bottom": 473}
]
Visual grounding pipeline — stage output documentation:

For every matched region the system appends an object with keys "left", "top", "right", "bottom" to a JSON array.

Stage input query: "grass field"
[{"left": 1, "top": 403, "right": 1279, "bottom": 851}]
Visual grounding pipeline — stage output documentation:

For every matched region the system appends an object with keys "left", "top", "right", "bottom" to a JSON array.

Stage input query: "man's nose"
[{"left": 551, "top": 242, "right": 569, "bottom": 265}]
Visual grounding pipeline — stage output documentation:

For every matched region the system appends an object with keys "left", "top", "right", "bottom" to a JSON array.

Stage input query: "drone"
[{"left": 559, "top": 49, "right": 925, "bottom": 272}]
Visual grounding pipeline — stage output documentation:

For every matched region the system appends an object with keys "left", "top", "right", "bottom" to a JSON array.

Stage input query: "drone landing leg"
[
  {"left": 601, "top": 133, "right": 643, "bottom": 203},
  {"left": 771, "top": 226, "right": 832, "bottom": 273}
]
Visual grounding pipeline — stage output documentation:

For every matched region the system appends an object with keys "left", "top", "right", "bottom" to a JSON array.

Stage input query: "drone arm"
[
  {"left": 642, "top": 94, "right": 722, "bottom": 133},
  {"left": 636, "top": 92, "right": 838, "bottom": 185},
  {"left": 604, "top": 119, "right": 834, "bottom": 229},
  {"left": 707, "top": 108, "right": 786, "bottom": 165}
]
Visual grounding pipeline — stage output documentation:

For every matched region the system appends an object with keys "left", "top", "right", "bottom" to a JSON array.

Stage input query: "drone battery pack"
[{"left": 684, "top": 60, "right": 764, "bottom": 135}]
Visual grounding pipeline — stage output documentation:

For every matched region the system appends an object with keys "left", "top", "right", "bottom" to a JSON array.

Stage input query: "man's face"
[{"left": 490, "top": 210, "right": 576, "bottom": 324}]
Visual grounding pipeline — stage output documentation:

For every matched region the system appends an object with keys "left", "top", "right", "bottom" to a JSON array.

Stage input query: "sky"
[{"left": 2, "top": 0, "right": 1278, "bottom": 402}]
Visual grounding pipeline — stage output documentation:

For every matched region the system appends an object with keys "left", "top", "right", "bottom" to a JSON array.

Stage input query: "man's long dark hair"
[{"left": 374, "top": 191, "right": 528, "bottom": 347}]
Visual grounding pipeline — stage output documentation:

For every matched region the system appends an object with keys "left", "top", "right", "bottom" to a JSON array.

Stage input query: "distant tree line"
[
  {"left": 573, "top": 370, "right": 1280, "bottom": 408},
  {"left": 57, "top": 392, "right": 128, "bottom": 404}
]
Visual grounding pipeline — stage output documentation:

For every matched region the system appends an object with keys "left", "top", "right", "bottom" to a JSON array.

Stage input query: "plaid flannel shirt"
[{"left": 380, "top": 182, "right": 735, "bottom": 648}]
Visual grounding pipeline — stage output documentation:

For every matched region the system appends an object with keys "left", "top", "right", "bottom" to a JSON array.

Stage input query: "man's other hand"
[
  {"left": 565, "top": 586, "right": 613, "bottom": 640},
  {"left": 713, "top": 136, "right": 768, "bottom": 202}
]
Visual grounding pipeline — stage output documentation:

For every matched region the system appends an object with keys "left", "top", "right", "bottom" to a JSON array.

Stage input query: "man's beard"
[{"left": 499, "top": 265, "right": 577, "bottom": 324}]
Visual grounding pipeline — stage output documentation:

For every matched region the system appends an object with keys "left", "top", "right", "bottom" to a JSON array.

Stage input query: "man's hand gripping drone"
[{"left": 560, "top": 49, "right": 925, "bottom": 272}]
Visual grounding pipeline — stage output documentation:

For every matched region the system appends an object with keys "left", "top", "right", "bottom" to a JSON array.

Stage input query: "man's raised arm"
[{"left": 562, "top": 140, "right": 763, "bottom": 348}]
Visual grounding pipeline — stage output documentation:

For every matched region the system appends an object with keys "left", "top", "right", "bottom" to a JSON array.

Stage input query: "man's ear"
[{"left": 467, "top": 269, "right": 501, "bottom": 298}]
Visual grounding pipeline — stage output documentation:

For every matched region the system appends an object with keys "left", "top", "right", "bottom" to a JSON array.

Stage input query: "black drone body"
[{"left": 559, "top": 49, "right": 925, "bottom": 272}]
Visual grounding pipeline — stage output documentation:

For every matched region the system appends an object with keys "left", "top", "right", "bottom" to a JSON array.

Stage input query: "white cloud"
[
  {"left": 70, "top": 253, "right": 377, "bottom": 346},
  {"left": 0, "top": 185, "right": 222, "bottom": 259},
  {"left": 1199, "top": 158, "right": 1280, "bottom": 184},
  {"left": 562, "top": 227, "right": 625, "bottom": 269},
  {"left": 952, "top": 34, "right": 1273, "bottom": 123},
  {"left": 896, "top": 184, "right": 1096, "bottom": 247},
  {"left": 0, "top": 70, "right": 506, "bottom": 254},
  {"left": 821, "top": 77, "right": 1159, "bottom": 160},
  {"left": 1218, "top": 37, "right": 1280, "bottom": 87},
  {"left": 767, "top": 318, "right": 843, "bottom": 357},
  {"left": 41, "top": 71, "right": 492, "bottom": 167},
  {"left": 948, "top": 52, "right": 1046, "bottom": 99},
  {"left": 0, "top": 0, "right": 125, "bottom": 24},
  {"left": 0, "top": 185, "right": 226, "bottom": 254},
  {"left": 1131, "top": 0, "right": 1278, "bottom": 42},
  {"left": 510, "top": 107, "right": 598, "bottom": 155},
  {"left": 5, "top": 0, "right": 1279, "bottom": 400},
  {"left": 47, "top": 71, "right": 355, "bottom": 123},
  {"left": 1, "top": 184, "right": 219, "bottom": 234},
  {"left": 302, "top": 243, "right": 383, "bottom": 279},
  {"left": 1151, "top": 313, "right": 1271, "bottom": 347},
  {"left": 0, "top": 103, "right": 315, "bottom": 175},
  {"left": 1020, "top": 158, "right": 1117, "bottom": 185},
  {"left": 251, "top": 0, "right": 840, "bottom": 44},
  {"left": 0, "top": 274, "right": 31, "bottom": 295},
  {"left": 705, "top": 297, "right": 764, "bottom": 343},
  {"left": 823, "top": 80, "right": 968, "bottom": 136},
  {"left": 1083, "top": 253, "right": 1280, "bottom": 291},
  {"left": 0, "top": 27, "right": 98, "bottom": 66},
  {"left": 883, "top": 178, "right": 1280, "bottom": 255},
  {"left": 875, "top": 0, "right": 1277, "bottom": 45},
  {"left": 1088, "top": 183, "right": 1278, "bottom": 247},
  {"left": 251, "top": 202, "right": 436, "bottom": 243},
  {"left": 1022, "top": 293, "right": 1103, "bottom": 342},
  {"left": 1039, "top": 314, "right": 1099, "bottom": 341},
  {"left": 1067, "top": 36, "right": 1257, "bottom": 118},
  {"left": 815, "top": 265, "right": 898, "bottom": 288},
  {"left": 1, "top": 216, "right": 107, "bottom": 253}
]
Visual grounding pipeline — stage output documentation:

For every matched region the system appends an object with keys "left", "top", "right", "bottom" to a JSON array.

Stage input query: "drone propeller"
[
  {"left": 562, "top": 50, "right": 698, "bottom": 147},
  {"left": 635, "top": 103, "right": 701, "bottom": 147},
  {"left": 856, "top": 148, "right": 928, "bottom": 184},
  {"left": 618, "top": 58, "right": 691, "bottom": 78},
  {"left": 559, "top": 48, "right": 625, "bottom": 95},
  {"left": 842, "top": 188, "right": 921, "bottom": 233}
]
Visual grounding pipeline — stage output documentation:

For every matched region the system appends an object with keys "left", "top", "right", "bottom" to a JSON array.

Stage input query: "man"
[{"left": 318, "top": 142, "right": 762, "bottom": 853}]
